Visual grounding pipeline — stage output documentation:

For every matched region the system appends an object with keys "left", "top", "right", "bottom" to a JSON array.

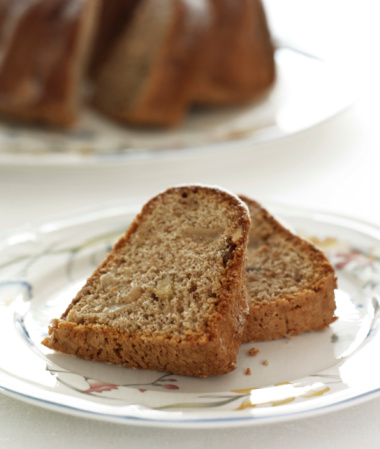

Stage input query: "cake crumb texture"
[
  {"left": 240, "top": 196, "right": 337, "bottom": 342},
  {"left": 43, "top": 185, "right": 251, "bottom": 377}
]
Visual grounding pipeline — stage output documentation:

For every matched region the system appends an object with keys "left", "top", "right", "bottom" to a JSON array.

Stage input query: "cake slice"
[
  {"left": 0, "top": 0, "right": 99, "bottom": 126},
  {"left": 92, "top": 0, "right": 210, "bottom": 127},
  {"left": 192, "top": 0, "right": 276, "bottom": 105},
  {"left": 240, "top": 196, "right": 337, "bottom": 342},
  {"left": 43, "top": 186, "right": 251, "bottom": 377}
]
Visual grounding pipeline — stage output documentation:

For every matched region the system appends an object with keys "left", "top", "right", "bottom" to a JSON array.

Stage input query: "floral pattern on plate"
[{"left": 0, "top": 202, "right": 379, "bottom": 427}]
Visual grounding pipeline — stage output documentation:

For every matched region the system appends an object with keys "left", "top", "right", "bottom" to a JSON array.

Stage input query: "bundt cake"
[
  {"left": 193, "top": 0, "right": 276, "bottom": 105},
  {"left": 0, "top": 0, "right": 276, "bottom": 128},
  {"left": 92, "top": 0, "right": 211, "bottom": 127},
  {"left": 88, "top": 0, "right": 139, "bottom": 78},
  {"left": 0, "top": 0, "right": 99, "bottom": 126}
]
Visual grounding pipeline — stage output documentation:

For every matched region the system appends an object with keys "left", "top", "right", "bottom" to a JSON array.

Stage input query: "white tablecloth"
[{"left": 1, "top": 1, "right": 380, "bottom": 447}]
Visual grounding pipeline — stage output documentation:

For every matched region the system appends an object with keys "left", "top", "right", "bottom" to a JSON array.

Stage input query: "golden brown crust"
[
  {"left": 44, "top": 318, "right": 239, "bottom": 377},
  {"left": 43, "top": 185, "right": 251, "bottom": 377},
  {"left": 239, "top": 196, "right": 337, "bottom": 342},
  {"left": 243, "top": 274, "right": 337, "bottom": 341}
]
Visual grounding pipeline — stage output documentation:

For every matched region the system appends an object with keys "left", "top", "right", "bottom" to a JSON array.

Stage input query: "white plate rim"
[
  {"left": 0, "top": 201, "right": 379, "bottom": 428},
  {"left": 0, "top": 48, "right": 355, "bottom": 168}
]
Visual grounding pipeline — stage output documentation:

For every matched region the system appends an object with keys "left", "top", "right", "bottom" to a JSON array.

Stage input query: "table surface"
[{"left": 1, "top": 1, "right": 380, "bottom": 447}]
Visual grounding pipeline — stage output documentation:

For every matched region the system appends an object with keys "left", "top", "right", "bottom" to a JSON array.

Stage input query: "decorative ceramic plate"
[
  {"left": 0, "top": 201, "right": 379, "bottom": 428},
  {"left": 0, "top": 48, "right": 353, "bottom": 166}
]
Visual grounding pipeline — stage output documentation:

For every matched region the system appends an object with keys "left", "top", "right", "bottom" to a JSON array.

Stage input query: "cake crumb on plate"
[{"left": 248, "top": 347, "right": 260, "bottom": 356}]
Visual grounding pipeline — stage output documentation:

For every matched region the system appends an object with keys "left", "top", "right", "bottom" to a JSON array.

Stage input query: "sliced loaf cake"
[
  {"left": 43, "top": 186, "right": 251, "bottom": 377},
  {"left": 240, "top": 196, "right": 337, "bottom": 342}
]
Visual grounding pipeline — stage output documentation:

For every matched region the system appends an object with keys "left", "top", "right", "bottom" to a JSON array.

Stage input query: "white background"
[{"left": 1, "top": 0, "right": 380, "bottom": 447}]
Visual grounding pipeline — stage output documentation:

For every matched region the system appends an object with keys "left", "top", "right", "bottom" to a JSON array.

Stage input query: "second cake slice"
[
  {"left": 43, "top": 186, "right": 251, "bottom": 377},
  {"left": 240, "top": 196, "right": 337, "bottom": 342}
]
